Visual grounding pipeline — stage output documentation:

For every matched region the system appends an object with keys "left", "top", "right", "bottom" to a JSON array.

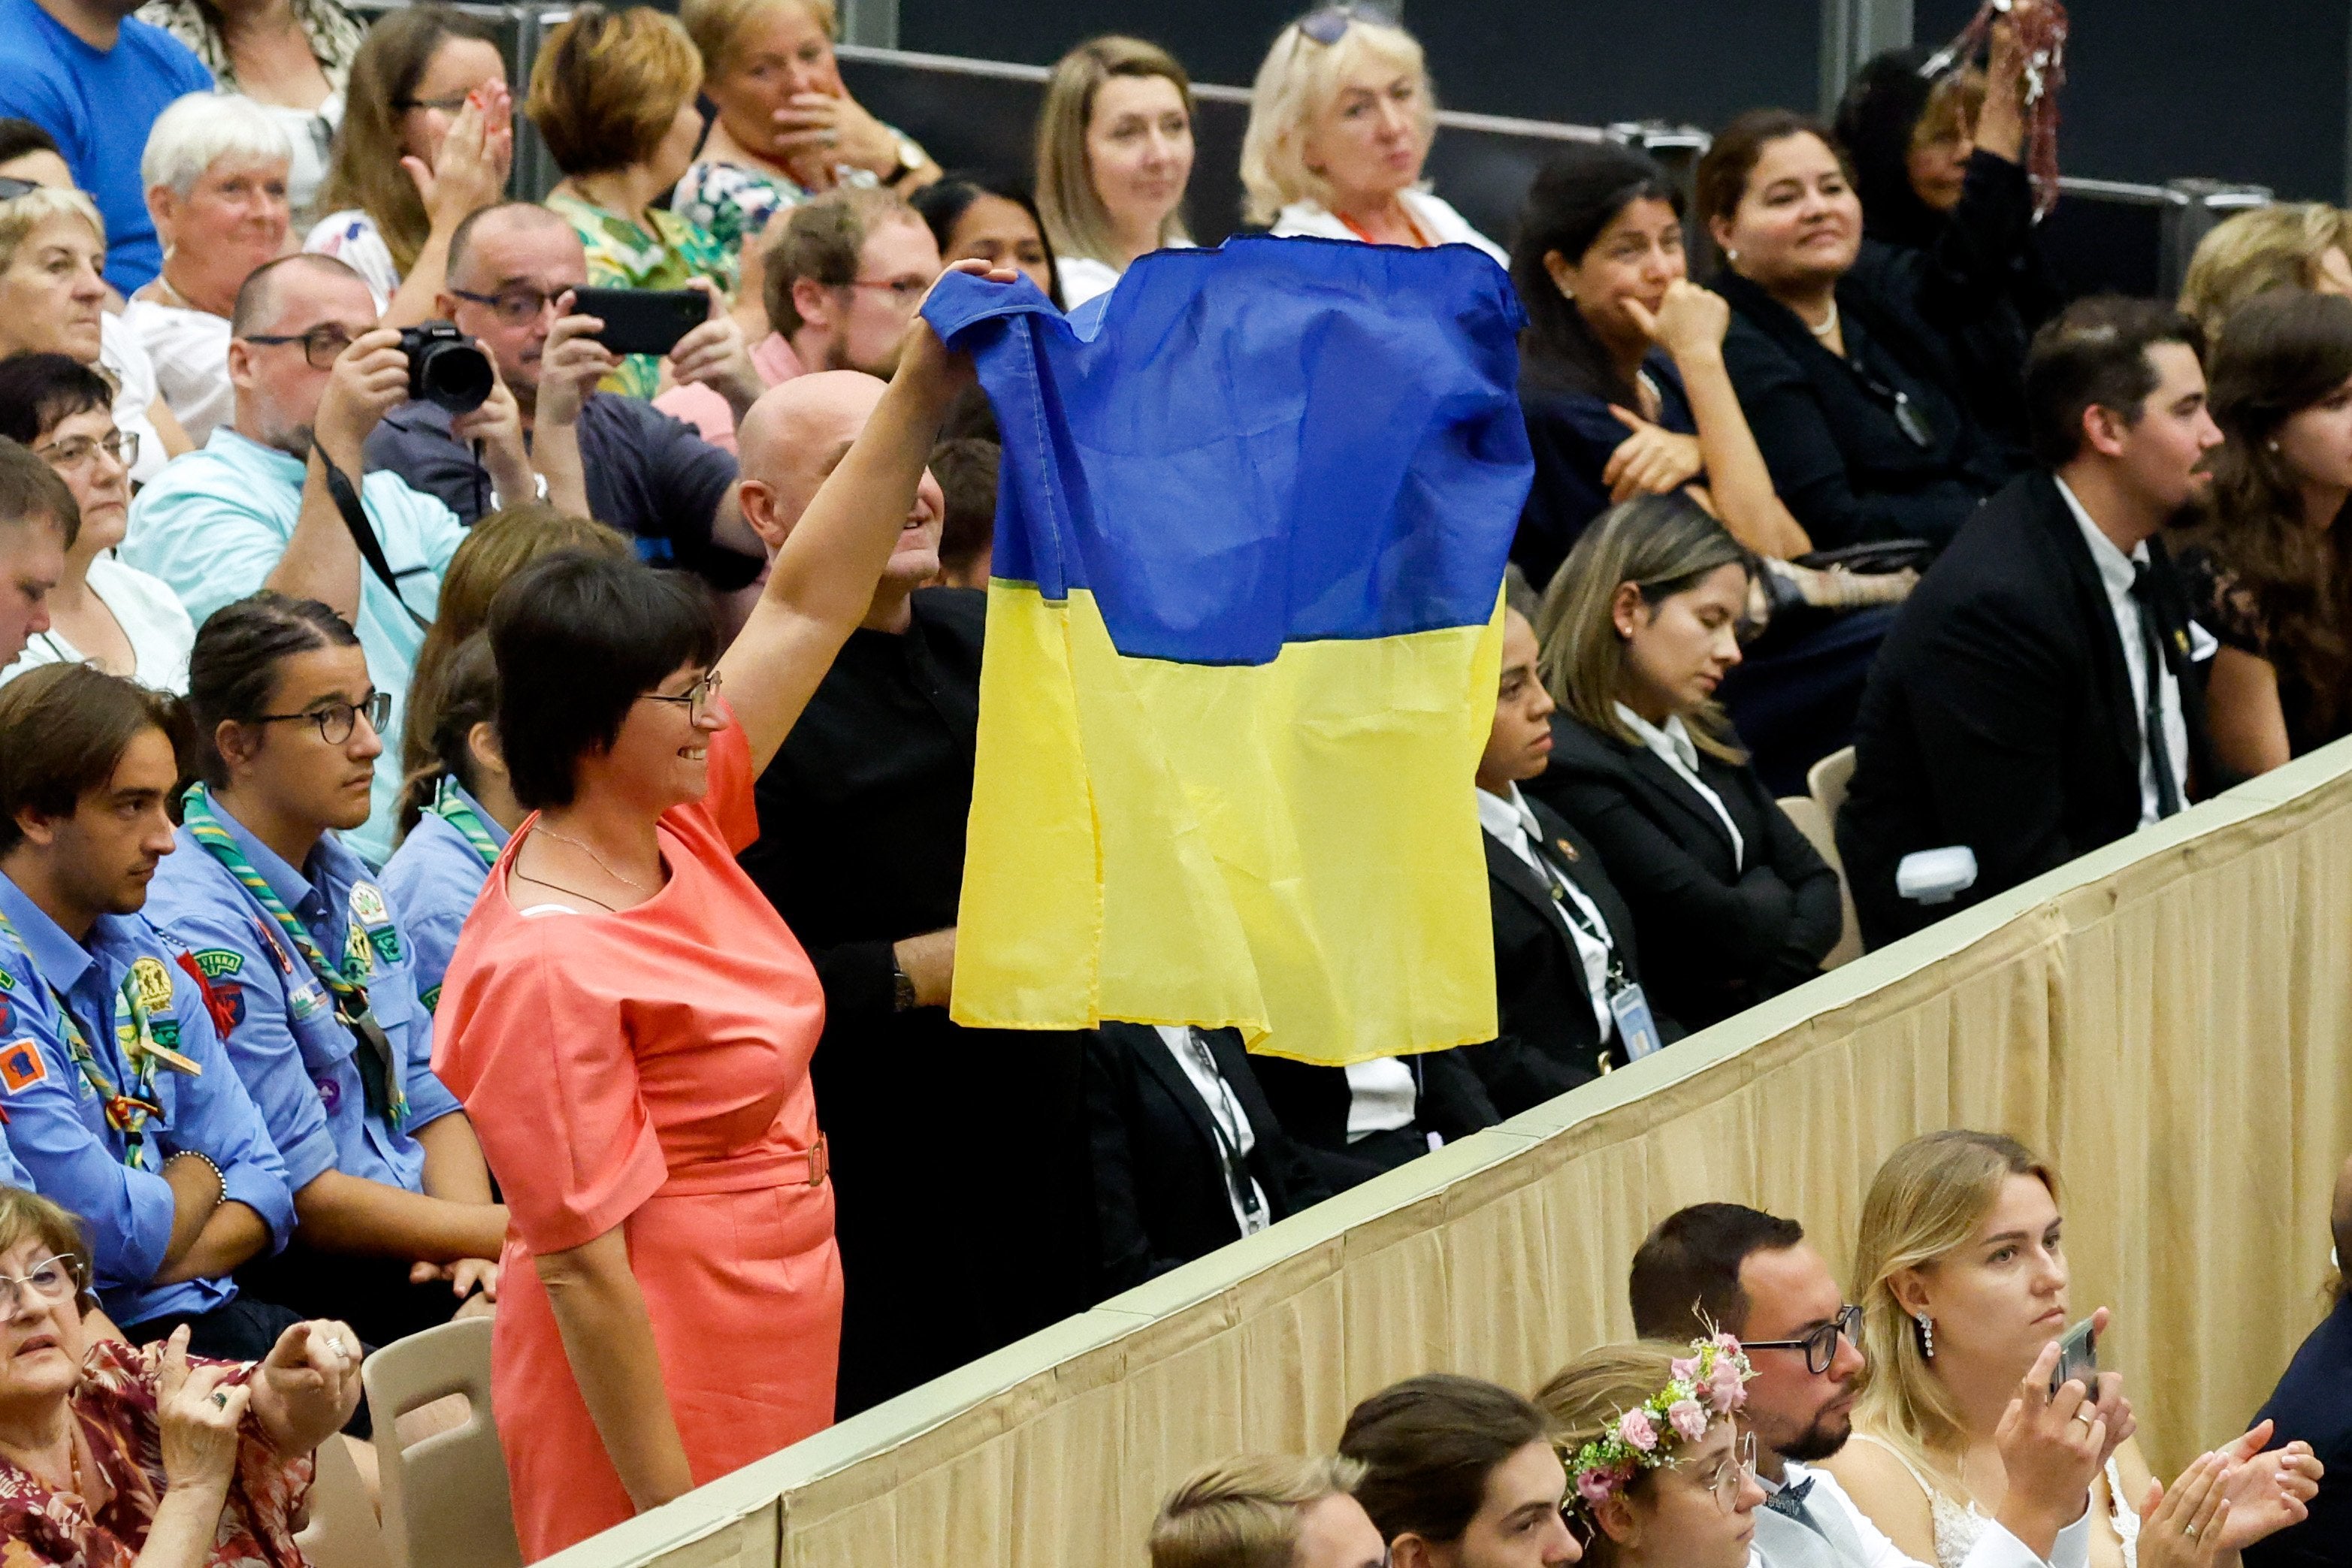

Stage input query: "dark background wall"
[{"left": 890, "top": 0, "right": 2351, "bottom": 202}]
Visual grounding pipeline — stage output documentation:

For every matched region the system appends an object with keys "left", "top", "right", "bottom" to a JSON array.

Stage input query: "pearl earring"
[
  {"left": 2269, "top": 440, "right": 2282, "bottom": 452},
  {"left": 1725, "top": 247, "right": 1740, "bottom": 263},
  {"left": 1914, "top": 1312, "right": 1936, "bottom": 1360},
  {"left": 1558, "top": 282, "right": 1576, "bottom": 301}
]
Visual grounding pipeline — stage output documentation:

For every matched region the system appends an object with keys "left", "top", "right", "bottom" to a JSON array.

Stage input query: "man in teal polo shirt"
[{"left": 123, "top": 253, "right": 472, "bottom": 865}]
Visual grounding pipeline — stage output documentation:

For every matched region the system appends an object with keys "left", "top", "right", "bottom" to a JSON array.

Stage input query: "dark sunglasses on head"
[
  {"left": 1298, "top": 2, "right": 1398, "bottom": 44},
  {"left": 0, "top": 177, "right": 40, "bottom": 202}
]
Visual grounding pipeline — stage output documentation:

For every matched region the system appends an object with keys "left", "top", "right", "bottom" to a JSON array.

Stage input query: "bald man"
[
  {"left": 364, "top": 200, "right": 766, "bottom": 591},
  {"left": 2245, "top": 1153, "right": 2350, "bottom": 1568},
  {"left": 733, "top": 372, "right": 1093, "bottom": 1415}
]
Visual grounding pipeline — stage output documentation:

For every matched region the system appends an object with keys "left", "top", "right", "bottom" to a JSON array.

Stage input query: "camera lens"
[{"left": 399, "top": 322, "right": 494, "bottom": 415}]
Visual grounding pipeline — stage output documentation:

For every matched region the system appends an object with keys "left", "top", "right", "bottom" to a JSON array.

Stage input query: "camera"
[{"left": 398, "top": 321, "right": 494, "bottom": 414}]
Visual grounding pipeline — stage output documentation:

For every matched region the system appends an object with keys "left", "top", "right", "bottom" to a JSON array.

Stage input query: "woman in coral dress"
[{"left": 431, "top": 262, "right": 1002, "bottom": 1560}]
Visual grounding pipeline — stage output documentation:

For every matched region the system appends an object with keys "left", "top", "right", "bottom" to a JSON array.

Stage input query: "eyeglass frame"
[
  {"left": 1669, "top": 1428, "right": 1759, "bottom": 1515},
  {"left": 1741, "top": 1303, "right": 1864, "bottom": 1375},
  {"left": 240, "top": 323, "right": 361, "bottom": 371},
  {"left": 0, "top": 1253, "right": 86, "bottom": 1318},
  {"left": 448, "top": 284, "right": 575, "bottom": 328},
  {"left": 638, "top": 667, "right": 724, "bottom": 721},
  {"left": 249, "top": 690, "right": 393, "bottom": 746},
  {"left": 32, "top": 428, "right": 138, "bottom": 471},
  {"left": 395, "top": 92, "right": 472, "bottom": 113},
  {"left": 834, "top": 274, "right": 936, "bottom": 307},
  {"left": 1299, "top": 3, "right": 1395, "bottom": 44}
]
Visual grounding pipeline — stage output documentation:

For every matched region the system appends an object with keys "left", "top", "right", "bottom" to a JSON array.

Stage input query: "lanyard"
[
  {"left": 0, "top": 911, "right": 167, "bottom": 1167},
  {"left": 425, "top": 776, "right": 502, "bottom": 869},
  {"left": 181, "top": 785, "right": 409, "bottom": 1129}
]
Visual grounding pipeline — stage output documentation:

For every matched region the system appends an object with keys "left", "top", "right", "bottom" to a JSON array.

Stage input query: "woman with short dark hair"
[
  {"left": 431, "top": 259, "right": 1010, "bottom": 1560},
  {"left": 1338, "top": 1373, "right": 1583, "bottom": 1565}
]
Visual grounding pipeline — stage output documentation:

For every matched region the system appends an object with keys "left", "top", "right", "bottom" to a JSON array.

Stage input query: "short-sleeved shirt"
[
  {"left": 544, "top": 192, "right": 735, "bottom": 402},
  {"left": 362, "top": 392, "right": 758, "bottom": 588},
  {"left": 97, "top": 313, "right": 168, "bottom": 486},
  {"left": 122, "top": 299, "right": 234, "bottom": 448},
  {"left": 379, "top": 781, "right": 509, "bottom": 1015},
  {"left": 0, "top": 1338, "right": 313, "bottom": 1568},
  {"left": 0, "top": 0, "right": 211, "bottom": 292},
  {"left": 120, "top": 427, "right": 465, "bottom": 865},
  {"left": 0, "top": 877, "right": 295, "bottom": 1328},
  {"left": 2177, "top": 543, "right": 2351, "bottom": 759},
  {"left": 141, "top": 802, "right": 461, "bottom": 1198},
  {"left": 0, "top": 554, "right": 196, "bottom": 695}
]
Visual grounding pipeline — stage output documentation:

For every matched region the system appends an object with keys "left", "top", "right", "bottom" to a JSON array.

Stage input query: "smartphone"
[
  {"left": 570, "top": 286, "right": 706, "bottom": 358},
  {"left": 2050, "top": 1316, "right": 2100, "bottom": 1403}
]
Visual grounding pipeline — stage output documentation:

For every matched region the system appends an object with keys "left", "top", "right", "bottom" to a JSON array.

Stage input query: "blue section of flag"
[{"left": 922, "top": 236, "right": 1533, "bottom": 666}]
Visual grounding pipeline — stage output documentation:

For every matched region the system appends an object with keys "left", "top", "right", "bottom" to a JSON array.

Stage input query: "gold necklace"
[{"left": 529, "top": 823, "right": 657, "bottom": 896}]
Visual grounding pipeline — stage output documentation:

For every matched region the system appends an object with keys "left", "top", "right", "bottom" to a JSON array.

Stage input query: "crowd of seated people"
[{"left": 0, "top": 0, "right": 2344, "bottom": 1559}]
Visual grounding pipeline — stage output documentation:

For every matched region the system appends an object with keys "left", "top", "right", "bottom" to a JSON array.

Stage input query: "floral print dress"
[
  {"left": 544, "top": 193, "right": 738, "bottom": 402},
  {"left": 0, "top": 1340, "right": 313, "bottom": 1568}
]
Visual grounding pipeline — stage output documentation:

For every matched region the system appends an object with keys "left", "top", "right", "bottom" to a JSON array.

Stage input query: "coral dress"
[{"left": 432, "top": 703, "right": 839, "bottom": 1561}]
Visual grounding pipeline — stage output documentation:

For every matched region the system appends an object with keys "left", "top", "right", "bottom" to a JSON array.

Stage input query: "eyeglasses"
[
  {"left": 241, "top": 324, "right": 358, "bottom": 370},
  {"left": 0, "top": 1254, "right": 83, "bottom": 1317},
  {"left": 841, "top": 275, "right": 935, "bottom": 306},
  {"left": 449, "top": 284, "right": 569, "bottom": 327},
  {"left": 0, "top": 177, "right": 38, "bottom": 203},
  {"left": 1743, "top": 1304, "right": 1864, "bottom": 1375},
  {"left": 638, "top": 667, "right": 722, "bottom": 721},
  {"left": 252, "top": 690, "right": 391, "bottom": 746},
  {"left": 395, "top": 92, "right": 472, "bottom": 113},
  {"left": 1299, "top": 3, "right": 1387, "bottom": 44},
  {"left": 1678, "top": 1429, "right": 1758, "bottom": 1515},
  {"left": 33, "top": 430, "right": 137, "bottom": 471}
]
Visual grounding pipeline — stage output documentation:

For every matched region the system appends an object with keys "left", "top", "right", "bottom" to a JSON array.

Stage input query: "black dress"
[
  {"left": 2177, "top": 544, "right": 2352, "bottom": 758},
  {"left": 737, "top": 588, "right": 1095, "bottom": 1416},
  {"left": 1516, "top": 351, "right": 1695, "bottom": 592}
]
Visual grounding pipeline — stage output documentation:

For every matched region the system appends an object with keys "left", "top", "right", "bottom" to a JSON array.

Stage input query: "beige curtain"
[{"left": 547, "top": 744, "right": 2352, "bottom": 1568}]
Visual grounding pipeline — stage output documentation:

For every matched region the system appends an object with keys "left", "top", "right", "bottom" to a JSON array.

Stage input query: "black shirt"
[{"left": 361, "top": 392, "right": 761, "bottom": 588}]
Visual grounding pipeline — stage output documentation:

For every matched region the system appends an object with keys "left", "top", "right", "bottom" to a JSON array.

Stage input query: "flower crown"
[{"left": 1564, "top": 1334, "right": 1755, "bottom": 1512}]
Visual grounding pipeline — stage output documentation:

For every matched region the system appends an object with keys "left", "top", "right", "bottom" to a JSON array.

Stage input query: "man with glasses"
[
  {"left": 760, "top": 186, "right": 943, "bottom": 384},
  {"left": 1630, "top": 1202, "right": 2103, "bottom": 1568},
  {"left": 121, "top": 252, "right": 466, "bottom": 863},
  {"left": 0, "top": 662, "right": 307, "bottom": 1362},
  {"left": 364, "top": 201, "right": 769, "bottom": 594}
]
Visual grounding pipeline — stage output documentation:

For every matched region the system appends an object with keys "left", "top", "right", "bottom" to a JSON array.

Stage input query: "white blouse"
[
  {"left": 97, "top": 313, "right": 168, "bottom": 485},
  {"left": 123, "top": 300, "right": 234, "bottom": 449},
  {"left": 304, "top": 207, "right": 400, "bottom": 310},
  {"left": 0, "top": 554, "right": 198, "bottom": 693},
  {"left": 1269, "top": 190, "right": 1508, "bottom": 265}
]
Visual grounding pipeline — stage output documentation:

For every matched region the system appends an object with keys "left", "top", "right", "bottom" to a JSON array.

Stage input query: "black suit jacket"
[
  {"left": 1837, "top": 471, "right": 2233, "bottom": 948},
  {"left": 1250, "top": 1048, "right": 1498, "bottom": 1196},
  {"left": 1462, "top": 794, "right": 1681, "bottom": 1116},
  {"left": 2246, "top": 1295, "right": 2352, "bottom": 1568},
  {"left": 1084, "top": 1024, "right": 1330, "bottom": 1297},
  {"left": 1525, "top": 715, "right": 1842, "bottom": 1030}
]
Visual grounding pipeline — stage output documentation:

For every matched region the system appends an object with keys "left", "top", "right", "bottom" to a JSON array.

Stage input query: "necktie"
[{"left": 2128, "top": 562, "right": 2183, "bottom": 819}]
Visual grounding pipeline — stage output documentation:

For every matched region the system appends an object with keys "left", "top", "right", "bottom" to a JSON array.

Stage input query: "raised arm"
[
  {"left": 715, "top": 260, "right": 1014, "bottom": 773},
  {"left": 266, "top": 329, "right": 410, "bottom": 621},
  {"left": 1634, "top": 282, "right": 1814, "bottom": 559}
]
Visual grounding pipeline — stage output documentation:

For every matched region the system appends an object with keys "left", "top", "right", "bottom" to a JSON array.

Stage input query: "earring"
[
  {"left": 1913, "top": 1312, "right": 1936, "bottom": 1361},
  {"left": 1557, "top": 281, "right": 1576, "bottom": 301},
  {"left": 2269, "top": 440, "right": 2282, "bottom": 452},
  {"left": 1725, "top": 247, "right": 1740, "bottom": 263}
]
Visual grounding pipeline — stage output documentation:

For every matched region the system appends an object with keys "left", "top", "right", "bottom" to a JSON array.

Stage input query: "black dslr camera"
[{"left": 398, "top": 322, "right": 494, "bottom": 414}]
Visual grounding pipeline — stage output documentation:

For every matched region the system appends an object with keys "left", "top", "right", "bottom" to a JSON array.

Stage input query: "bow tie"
[{"left": 1762, "top": 1474, "right": 1816, "bottom": 1521}]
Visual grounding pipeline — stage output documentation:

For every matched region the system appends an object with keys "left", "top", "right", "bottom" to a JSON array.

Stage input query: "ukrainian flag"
[{"left": 926, "top": 237, "right": 1531, "bottom": 1067}]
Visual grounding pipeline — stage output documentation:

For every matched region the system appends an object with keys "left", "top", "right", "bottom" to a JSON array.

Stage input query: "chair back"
[
  {"left": 1777, "top": 796, "right": 1862, "bottom": 969},
  {"left": 361, "top": 1316, "right": 523, "bottom": 1568},
  {"left": 1808, "top": 745, "right": 1858, "bottom": 826},
  {"left": 292, "top": 1433, "right": 394, "bottom": 1568}
]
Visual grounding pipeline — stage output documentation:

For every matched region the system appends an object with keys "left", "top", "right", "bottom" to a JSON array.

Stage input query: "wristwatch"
[
  {"left": 890, "top": 952, "right": 918, "bottom": 1012},
  {"left": 882, "top": 134, "right": 927, "bottom": 186}
]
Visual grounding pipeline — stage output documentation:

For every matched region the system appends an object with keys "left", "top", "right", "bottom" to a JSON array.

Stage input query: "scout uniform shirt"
[
  {"left": 141, "top": 796, "right": 461, "bottom": 1197},
  {"left": 0, "top": 875, "right": 295, "bottom": 1327},
  {"left": 379, "top": 777, "right": 511, "bottom": 1015}
]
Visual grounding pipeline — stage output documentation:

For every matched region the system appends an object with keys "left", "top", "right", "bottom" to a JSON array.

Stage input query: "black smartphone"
[
  {"left": 2051, "top": 1316, "right": 2099, "bottom": 1402},
  {"left": 570, "top": 286, "right": 706, "bottom": 357}
]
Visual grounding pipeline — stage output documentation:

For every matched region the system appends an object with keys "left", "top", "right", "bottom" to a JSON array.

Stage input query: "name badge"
[{"left": 1610, "top": 983, "right": 1662, "bottom": 1062}]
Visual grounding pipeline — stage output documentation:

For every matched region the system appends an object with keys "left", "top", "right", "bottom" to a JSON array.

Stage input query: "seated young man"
[{"left": 0, "top": 663, "right": 298, "bottom": 1356}]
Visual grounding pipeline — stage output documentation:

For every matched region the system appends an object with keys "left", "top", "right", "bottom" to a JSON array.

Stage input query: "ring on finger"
[
  {"left": 211, "top": 1390, "right": 230, "bottom": 1408},
  {"left": 2071, "top": 1407, "right": 2097, "bottom": 1425},
  {"left": 2184, "top": 1525, "right": 2199, "bottom": 1541}
]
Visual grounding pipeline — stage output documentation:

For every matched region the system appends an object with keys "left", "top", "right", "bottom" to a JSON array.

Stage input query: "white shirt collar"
[
  {"left": 2053, "top": 475, "right": 2149, "bottom": 598},
  {"left": 1613, "top": 702, "right": 1702, "bottom": 772},
  {"left": 1475, "top": 782, "right": 1542, "bottom": 850}
]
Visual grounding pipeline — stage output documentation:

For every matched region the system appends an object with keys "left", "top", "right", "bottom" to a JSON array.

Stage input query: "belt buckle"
[{"left": 806, "top": 1133, "right": 830, "bottom": 1188}]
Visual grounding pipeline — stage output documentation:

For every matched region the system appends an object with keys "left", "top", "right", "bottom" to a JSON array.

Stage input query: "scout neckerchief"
[
  {"left": 0, "top": 911, "right": 196, "bottom": 1169},
  {"left": 425, "top": 775, "right": 502, "bottom": 869},
  {"left": 181, "top": 784, "right": 410, "bottom": 1129}
]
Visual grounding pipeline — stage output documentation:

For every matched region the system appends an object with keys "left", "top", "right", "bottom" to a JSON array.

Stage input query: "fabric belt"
[{"left": 655, "top": 1134, "right": 829, "bottom": 1197}]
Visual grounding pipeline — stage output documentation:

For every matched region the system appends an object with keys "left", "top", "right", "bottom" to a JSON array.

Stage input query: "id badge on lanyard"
[{"left": 1610, "top": 983, "right": 1663, "bottom": 1062}]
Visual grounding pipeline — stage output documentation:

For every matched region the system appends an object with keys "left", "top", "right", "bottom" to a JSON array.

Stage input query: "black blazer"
[
  {"left": 1250, "top": 1048, "right": 1498, "bottom": 1196},
  {"left": 1716, "top": 265, "right": 2011, "bottom": 554},
  {"left": 1525, "top": 715, "right": 1842, "bottom": 1030},
  {"left": 1084, "top": 1024, "right": 1329, "bottom": 1297},
  {"left": 2246, "top": 1294, "right": 2352, "bottom": 1568},
  {"left": 1462, "top": 793, "right": 1681, "bottom": 1116},
  {"left": 1838, "top": 471, "right": 2232, "bottom": 948}
]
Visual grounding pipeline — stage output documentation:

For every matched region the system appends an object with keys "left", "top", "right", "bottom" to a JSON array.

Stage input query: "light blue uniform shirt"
[
  {"left": 0, "top": 928, "right": 43, "bottom": 1192},
  {"left": 0, "top": 876, "right": 295, "bottom": 1327},
  {"left": 379, "top": 782, "right": 510, "bottom": 1014},
  {"left": 140, "top": 803, "right": 462, "bottom": 1198},
  {"left": 120, "top": 427, "right": 464, "bottom": 864}
]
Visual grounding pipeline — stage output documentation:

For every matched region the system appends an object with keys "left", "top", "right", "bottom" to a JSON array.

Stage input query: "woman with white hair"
[
  {"left": 0, "top": 173, "right": 183, "bottom": 482},
  {"left": 1241, "top": 8, "right": 1503, "bottom": 262},
  {"left": 126, "top": 92, "right": 295, "bottom": 447}
]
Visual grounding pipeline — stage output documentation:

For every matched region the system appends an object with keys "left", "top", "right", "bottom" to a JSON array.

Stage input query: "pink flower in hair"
[
  {"left": 1667, "top": 1397, "right": 1711, "bottom": 1443},
  {"left": 1713, "top": 1331, "right": 1744, "bottom": 1356},
  {"left": 1576, "top": 1465, "right": 1621, "bottom": 1507},
  {"left": 1670, "top": 1356, "right": 1701, "bottom": 1383},
  {"left": 1707, "top": 1356, "right": 1747, "bottom": 1412},
  {"left": 1617, "top": 1408, "right": 1658, "bottom": 1452}
]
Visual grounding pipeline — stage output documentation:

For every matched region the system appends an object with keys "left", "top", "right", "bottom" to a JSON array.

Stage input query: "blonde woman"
[
  {"left": 1535, "top": 1337, "right": 1766, "bottom": 1567},
  {"left": 674, "top": 0, "right": 936, "bottom": 264},
  {"left": 1034, "top": 35, "right": 1196, "bottom": 308},
  {"left": 1825, "top": 1130, "right": 2323, "bottom": 1568},
  {"left": 2179, "top": 204, "right": 2352, "bottom": 351},
  {"left": 1241, "top": 9, "right": 1502, "bottom": 261}
]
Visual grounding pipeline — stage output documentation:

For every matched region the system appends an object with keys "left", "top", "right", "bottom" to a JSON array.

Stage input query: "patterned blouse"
[
  {"left": 671, "top": 128, "right": 925, "bottom": 260},
  {"left": 134, "top": 0, "right": 366, "bottom": 94},
  {"left": 0, "top": 1340, "right": 314, "bottom": 1568},
  {"left": 544, "top": 192, "right": 737, "bottom": 402}
]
